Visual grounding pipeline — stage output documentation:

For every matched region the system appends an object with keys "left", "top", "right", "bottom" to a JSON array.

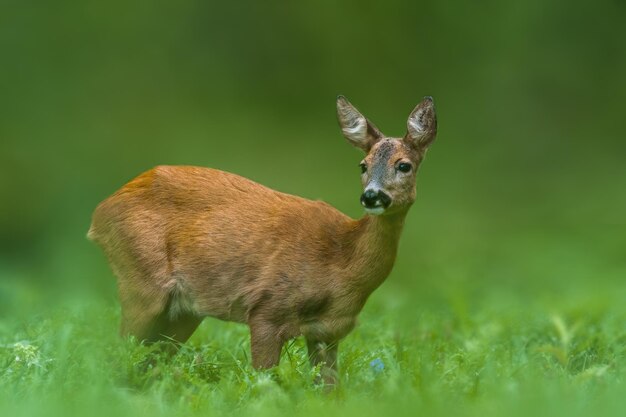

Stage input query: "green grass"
[
  {"left": 2, "top": 161, "right": 625, "bottom": 416},
  {"left": 1, "top": 287, "right": 624, "bottom": 417},
  {"left": 1, "top": 139, "right": 624, "bottom": 417},
  {"left": 1, "top": 160, "right": 624, "bottom": 416}
]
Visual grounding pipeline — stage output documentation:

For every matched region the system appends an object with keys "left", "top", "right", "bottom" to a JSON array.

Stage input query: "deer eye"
[
  {"left": 397, "top": 162, "right": 412, "bottom": 173},
  {"left": 359, "top": 162, "right": 367, "bottom": 174}
]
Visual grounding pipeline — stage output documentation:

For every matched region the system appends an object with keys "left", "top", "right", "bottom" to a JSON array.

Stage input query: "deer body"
[{"left": 89, "top": 96, "right": 437, "bottom": 384}]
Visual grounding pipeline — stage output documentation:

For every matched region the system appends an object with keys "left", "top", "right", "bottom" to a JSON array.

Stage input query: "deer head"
[{"left": 337, "top": 95, "right": 437, "bottom": 215}]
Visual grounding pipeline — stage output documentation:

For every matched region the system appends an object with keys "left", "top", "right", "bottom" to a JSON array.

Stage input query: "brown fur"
[{"left": 88, "top": 96, "right": 437, "bottom": 386}]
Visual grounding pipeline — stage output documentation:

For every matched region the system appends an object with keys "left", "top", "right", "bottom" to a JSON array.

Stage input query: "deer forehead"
[{"left": 366, "top": 139, "right": 412, "bottom": 166}]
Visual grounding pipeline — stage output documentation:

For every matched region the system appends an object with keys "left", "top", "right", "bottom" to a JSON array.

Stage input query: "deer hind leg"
[
  {"left": 158, "top": 311, "right": 203, "bottom": 345},
  {"left": 118, "top": 281, "right": 202, "bottom": 347},
  {"left": 102, "top": 216, "right": 203, "bottom": 347},
  {"left": 117, "top": 280, "right": 170, "bottom": 343}
]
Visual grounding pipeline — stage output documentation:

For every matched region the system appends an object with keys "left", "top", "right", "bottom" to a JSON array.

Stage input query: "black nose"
[{"left": 360, "top": 189, "right": 392, "bottom": 209}]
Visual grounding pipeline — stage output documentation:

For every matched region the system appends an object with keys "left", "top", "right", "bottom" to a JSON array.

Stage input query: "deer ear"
[
  {"left": 404, "top": 96, "right": 437, "bottom": 151},
  {"left": 336, "top": 95, "right": 382, "bottom": 152}
]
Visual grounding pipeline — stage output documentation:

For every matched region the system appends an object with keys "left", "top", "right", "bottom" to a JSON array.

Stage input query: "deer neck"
[{"left": 343, "top": 209, "right": 408, "bottom": 294}]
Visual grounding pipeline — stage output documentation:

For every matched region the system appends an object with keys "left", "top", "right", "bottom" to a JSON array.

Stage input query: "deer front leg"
[
  {"left": 249, "top": 320, "right": 284, "bottom": 369},
  {"left": 306, "top": 339, "right": 339, "bottom": 387}
]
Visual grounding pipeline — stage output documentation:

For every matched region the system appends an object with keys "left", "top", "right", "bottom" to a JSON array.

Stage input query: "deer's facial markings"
[
  {"left": 360, "top": 139, "right": 420, "bottom": 215},
  {"left": 337, "top": 96, "right": 437, "bottom": 216}
]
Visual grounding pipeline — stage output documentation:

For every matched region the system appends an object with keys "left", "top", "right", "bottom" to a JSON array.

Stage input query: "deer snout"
[{"left": 361, "top": 189, "right": 392, "bottom": 212}]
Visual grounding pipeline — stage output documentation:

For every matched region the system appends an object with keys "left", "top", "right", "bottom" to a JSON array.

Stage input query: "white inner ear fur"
[
  {"left": 342, "top": 117, "right": 367, "bottom": 140},
  {"left": 408, "top": 111, "right": 426, "bottom": 138}
]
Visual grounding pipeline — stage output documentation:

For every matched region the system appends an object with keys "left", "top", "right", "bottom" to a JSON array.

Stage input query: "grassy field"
[
  {"left": 1, "top": 119, "right": 625, "bottom": 417},
  {"left": 0, "top": 291, "right": 624, "bottom": 417},
  {"left": 1, "top": 130, "right": 625, "bottom": 417},
  {"left": 1, "top": 168, "right": 624, "bottom": 417}
]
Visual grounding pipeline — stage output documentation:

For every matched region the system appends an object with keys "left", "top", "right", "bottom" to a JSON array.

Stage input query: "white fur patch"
[
  {"left": 342, "top": 117, "right": 366, "bottom": 140},
  {"left": 408, "top": 114, "right": 425, "bottom": 135},
  {"left": 364, "top": 207, "right": 385, "bottom": 215},
  {"left": 168, "top": 280, "right": 198, "bottom": 320}
]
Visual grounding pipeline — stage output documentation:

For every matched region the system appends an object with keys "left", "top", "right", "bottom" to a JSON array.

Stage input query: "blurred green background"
[
  {"left": 0, "top": 2, "right": 625, "bottom": 413},
  {"left": 2, "top": 0, "right": 625, "bottom": 313}
]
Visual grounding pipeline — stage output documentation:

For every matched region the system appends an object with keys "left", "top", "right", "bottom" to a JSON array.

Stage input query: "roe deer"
[{"left": 88, "top": 96, "right": 437, "bottom": 385}]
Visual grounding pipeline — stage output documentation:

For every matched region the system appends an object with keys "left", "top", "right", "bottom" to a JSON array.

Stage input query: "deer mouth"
[
  {"left": 361, "top": 188, "right": 392, "bottom": 215},
  {"left": 364, "top": 206, "right": 386, "bottom": 215}
]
